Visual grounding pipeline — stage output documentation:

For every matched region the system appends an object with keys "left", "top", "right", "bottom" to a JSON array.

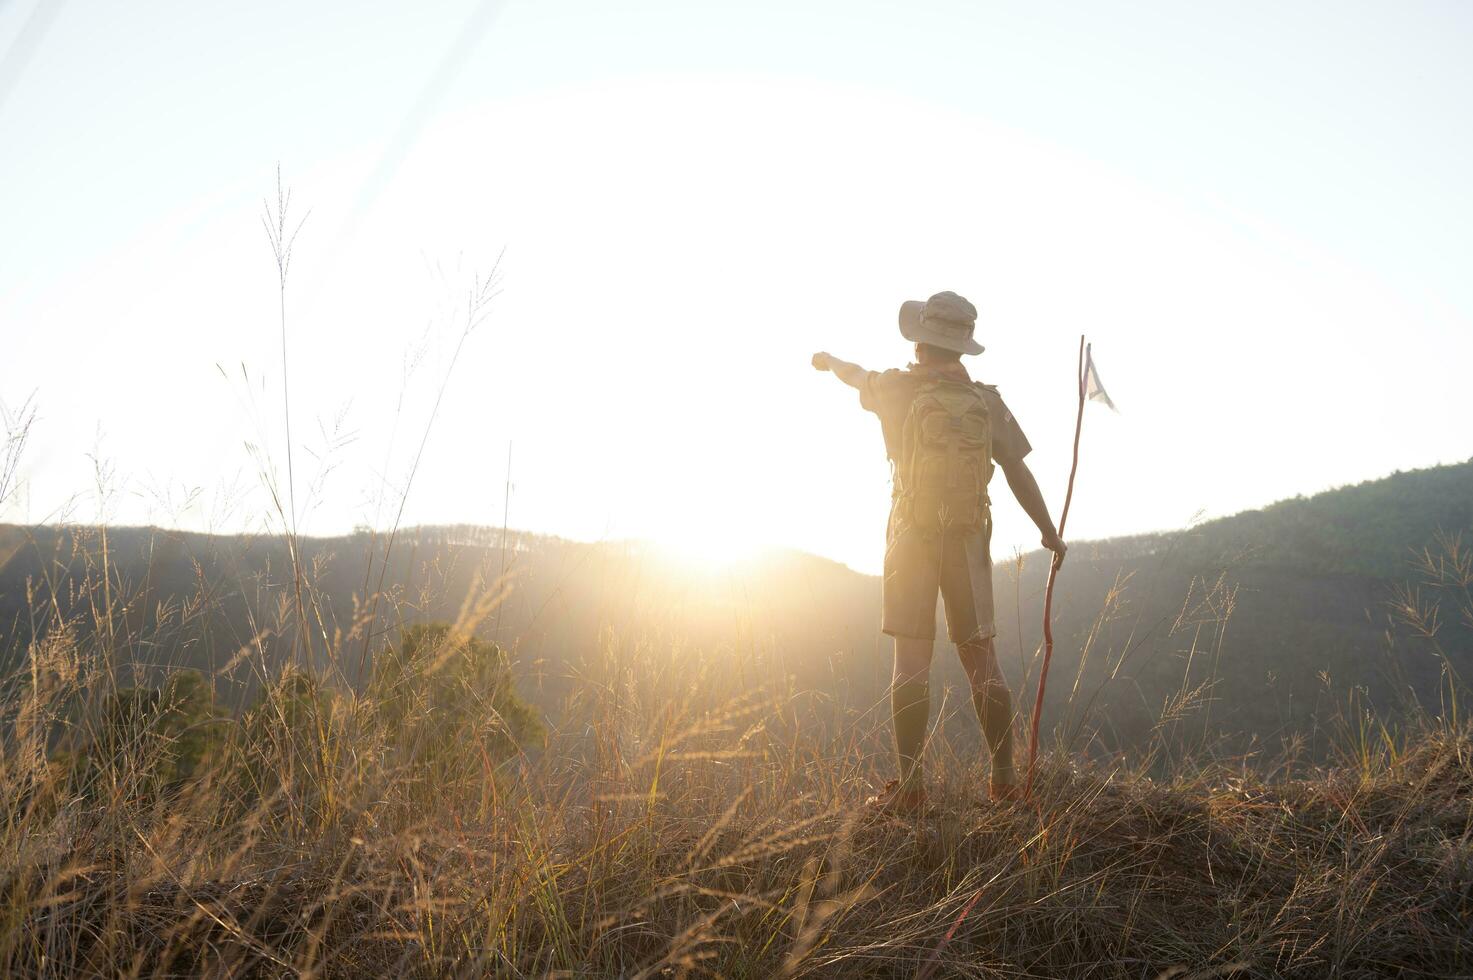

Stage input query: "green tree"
[
  {"left": 368, "top": 623, "right": 543, "bottom": 778},
  {"left": 232, "top": 667, "right": 342, "bottom": 814},
  {"left": 63, "top": 669, "right": 224, "bottom": 799}
]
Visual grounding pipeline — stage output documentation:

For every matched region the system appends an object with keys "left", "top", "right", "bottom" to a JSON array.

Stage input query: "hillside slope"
[
  {"left": 997, "top": 458, "right": 1473, "bottom": 754},
  {"left": 1, "top": 459, "right": 1469, "bottom": 756}
]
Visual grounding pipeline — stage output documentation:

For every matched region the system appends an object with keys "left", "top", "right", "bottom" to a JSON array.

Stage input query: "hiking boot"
[{"left": 865, "top": 779, "right": 928, "bottom": 816}]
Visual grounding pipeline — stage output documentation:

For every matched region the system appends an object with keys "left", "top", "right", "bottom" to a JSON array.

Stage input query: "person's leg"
[
  {"left": 939, "top": 523, "right": 1018, "bottom": 797},
  {"left": 891, "top": 635, "right": 933, "bottom": 794},
  {"left": 956, "top": 635, "right": 1018, "bottom": 795},
  {"left": 880, "top": 511, "right": 941, "bottom": 802}
]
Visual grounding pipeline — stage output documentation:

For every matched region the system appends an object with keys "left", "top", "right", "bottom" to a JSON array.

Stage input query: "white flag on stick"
[{"left": 1083, "top": 343, "right": 1117, "bottom": 412}]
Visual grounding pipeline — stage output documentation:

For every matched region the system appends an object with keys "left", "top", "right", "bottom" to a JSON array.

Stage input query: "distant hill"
[
  {"left": 1107, "top": 458, "right": 1473, "bottom": 579},
  {"left": 1, "top": 459, "right": 1469, "bottom": 758},
  {"left": 1000, "top": 458, "right": 1473, "bottom": 755}
]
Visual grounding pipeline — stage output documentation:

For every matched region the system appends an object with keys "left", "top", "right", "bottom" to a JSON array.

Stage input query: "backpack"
[{"left": 895, "top": 380, "right": 994, "bottom": 535}]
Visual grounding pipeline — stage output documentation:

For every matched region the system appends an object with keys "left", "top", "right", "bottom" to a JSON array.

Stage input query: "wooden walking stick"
[
  {"left": 922, "top": 338, "right": 1090, "bottom": 976},
  {"left": 1025, "top": 334, "right": 1087, "bottom": 800}
]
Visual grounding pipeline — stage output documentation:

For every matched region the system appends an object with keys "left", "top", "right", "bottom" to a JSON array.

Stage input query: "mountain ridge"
[{"left": 2, "top": 459, "right": 1469, "bottom": 757}]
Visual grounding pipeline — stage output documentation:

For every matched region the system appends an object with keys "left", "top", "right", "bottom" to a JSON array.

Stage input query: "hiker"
[{"left": 811, "top": 290, "right": 1067, "bottom": 811}]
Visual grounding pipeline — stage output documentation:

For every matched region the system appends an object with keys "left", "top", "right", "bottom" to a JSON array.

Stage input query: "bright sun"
[{"left": 649, "top": 523, "right": 772, "bottom": 571}]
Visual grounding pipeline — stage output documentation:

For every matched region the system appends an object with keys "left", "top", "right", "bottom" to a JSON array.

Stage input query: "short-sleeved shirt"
[
  {"left": 859, "top": 362, "right": 1029, "bottom": 642},
  {"left": 859, "top": 362, "right": 1031, "bottom": 469}
]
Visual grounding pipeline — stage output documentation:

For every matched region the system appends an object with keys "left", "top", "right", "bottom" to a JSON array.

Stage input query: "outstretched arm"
[
  {"left": 810, "top": 352, "right": 869, "bottom": 390},
  {"left": 999, "top": 458, "right": 1068, "bottom": 567}
]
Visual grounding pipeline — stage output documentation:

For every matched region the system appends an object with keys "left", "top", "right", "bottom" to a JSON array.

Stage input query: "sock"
[
  {"left": 891, "top": 679, "right": 930, "bottom": 793},
  {"left": 972, "top": 680, "right": 1016, "bottom": 787}
]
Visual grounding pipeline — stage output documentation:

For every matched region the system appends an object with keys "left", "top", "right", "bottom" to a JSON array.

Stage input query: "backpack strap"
[
  {"left": 897, "top": 380, "right": 936, "bottom": 494},
  {"left": 946, "top": 413, "right": 963, "bottom": 489},
  {"left": 971, "top": 382, "right": 995, "bottom": 505}
]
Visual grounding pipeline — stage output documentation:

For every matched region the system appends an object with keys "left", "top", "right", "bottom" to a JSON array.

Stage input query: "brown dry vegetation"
[{"left": 1, "top": 546, "right": 1470, "bottom": 979}]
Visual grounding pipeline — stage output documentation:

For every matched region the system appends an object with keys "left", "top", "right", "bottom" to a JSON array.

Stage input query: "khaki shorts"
[{"left": 881, "top": 505, "right": 995, "bottom": 644}]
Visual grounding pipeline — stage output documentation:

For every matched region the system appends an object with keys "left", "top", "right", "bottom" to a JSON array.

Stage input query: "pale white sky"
[{"left": 2, "top": 0, "right": 1470, "bottom": 573}]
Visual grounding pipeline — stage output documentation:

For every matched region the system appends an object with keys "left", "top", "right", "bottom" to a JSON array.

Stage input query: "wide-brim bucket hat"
[{"left": 898, "top": 290, "right": 984, "bottom": 355}]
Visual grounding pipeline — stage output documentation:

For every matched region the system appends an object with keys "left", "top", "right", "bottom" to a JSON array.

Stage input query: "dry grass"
[{"left": 1, "top": 568, "right": 1469, "bottom": 979}]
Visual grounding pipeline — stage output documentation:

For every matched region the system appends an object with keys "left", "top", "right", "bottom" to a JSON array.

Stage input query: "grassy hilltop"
[{"left": 0, "top": 461, "right": 1470, "bottom": 976}]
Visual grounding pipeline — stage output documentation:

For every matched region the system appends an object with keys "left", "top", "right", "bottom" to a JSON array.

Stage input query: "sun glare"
[{"left": 650, "top": 524, "right": 772, "bottom": 572}]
